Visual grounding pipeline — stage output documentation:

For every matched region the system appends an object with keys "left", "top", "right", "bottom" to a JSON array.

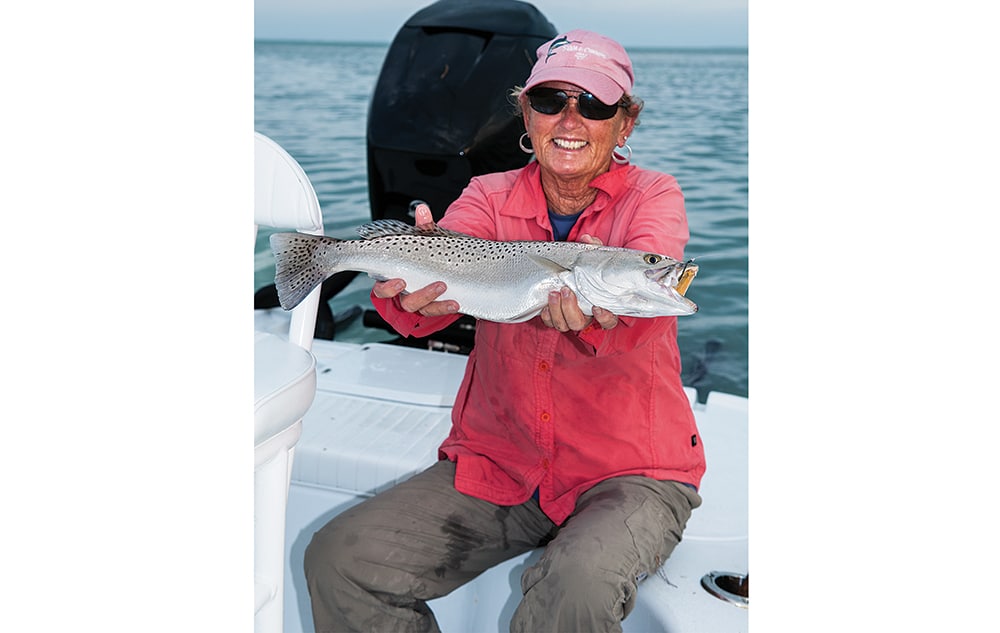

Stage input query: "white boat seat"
[
  {"left": 254, "top": 332, "right": 315, "bottom": 458},
  {"left": 253, "top": 131, "right": 324, "bottom": 633}
]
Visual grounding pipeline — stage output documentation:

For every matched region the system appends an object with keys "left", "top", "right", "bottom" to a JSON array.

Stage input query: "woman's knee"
[
  {"left": 515, "top": 549, "right": 637, "bottom": 630},
  {"left": 304, "top": 517, "right": 348, "bottom": 583}
]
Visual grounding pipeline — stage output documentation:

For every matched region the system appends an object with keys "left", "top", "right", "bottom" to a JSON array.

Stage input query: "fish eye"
[{"left": 643, "top": 254, "right": 663, "bottom": 265}]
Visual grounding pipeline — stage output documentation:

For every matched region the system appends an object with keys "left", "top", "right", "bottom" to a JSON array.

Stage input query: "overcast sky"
[{"left": 254, "top": 0, "right": 747, "bottom": 48}]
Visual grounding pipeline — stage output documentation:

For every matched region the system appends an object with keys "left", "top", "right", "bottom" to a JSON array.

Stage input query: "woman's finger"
[{"left": 414, "top": 203, "right": 435, "bottom": 230}]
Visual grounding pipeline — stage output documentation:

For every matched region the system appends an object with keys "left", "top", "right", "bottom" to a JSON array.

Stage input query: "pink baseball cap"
[{"left": 523, "top": 30, "right": 635, "bottom": 105}]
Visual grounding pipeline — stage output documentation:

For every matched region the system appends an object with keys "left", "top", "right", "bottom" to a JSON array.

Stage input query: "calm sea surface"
[{"left": 254, "top": 41, "right": 748, "bottom": 398}]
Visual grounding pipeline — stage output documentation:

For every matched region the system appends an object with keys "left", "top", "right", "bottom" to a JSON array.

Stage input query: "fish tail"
[{"left": 269, "top": 232, "right": 343, "bottom": 310}]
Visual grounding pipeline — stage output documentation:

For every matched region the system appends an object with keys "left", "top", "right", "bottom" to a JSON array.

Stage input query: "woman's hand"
[
  {"left": 412, "top": 201, "right": 436, "bottom": 231},
  {"left": 372, "top": 278, "right": 459, "bottom": 316},
  {"left": 371, "top": 202, "right": 460, "bottom": 316},
  {"left": 539, "top": 234, "right": 619, "bottom": 332},
  {"left": 540, "top": 287, "right": 619, "bottom": 332}
]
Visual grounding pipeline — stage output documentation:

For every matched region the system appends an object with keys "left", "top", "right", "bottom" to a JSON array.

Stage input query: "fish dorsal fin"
[{"left": 356, "top": 219, "right": 472, "bottom": 240}]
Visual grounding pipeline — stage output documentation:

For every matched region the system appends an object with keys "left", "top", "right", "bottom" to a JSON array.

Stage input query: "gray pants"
[{"left": 304, "top": 460, "right": 701, "bottom": 633}]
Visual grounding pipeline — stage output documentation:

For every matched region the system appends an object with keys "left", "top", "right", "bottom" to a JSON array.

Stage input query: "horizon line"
[{"left": 253, "top": 37, "right": 748, "bottom": 52}]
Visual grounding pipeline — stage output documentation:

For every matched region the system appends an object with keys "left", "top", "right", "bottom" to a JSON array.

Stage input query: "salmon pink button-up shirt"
[{"left": 371, "top": 161, "right": 706, "bottom": 525}]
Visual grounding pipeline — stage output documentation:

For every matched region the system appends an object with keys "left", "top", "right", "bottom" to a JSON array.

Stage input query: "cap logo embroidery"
[
  {"left": 545, "top": 35, "right": 608, "bottom": 63},
  {"left": 544, "top": 35, "right": 582, "bottom": 62}
]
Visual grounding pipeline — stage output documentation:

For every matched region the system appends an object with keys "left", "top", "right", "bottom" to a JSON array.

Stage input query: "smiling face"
[{"left": 521, "top": 81, "right": 637, "bottom": 189}]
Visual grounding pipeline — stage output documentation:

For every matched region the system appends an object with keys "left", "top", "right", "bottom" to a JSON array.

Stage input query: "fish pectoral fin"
[{"left": 525, "top": 253, "right": 571, "bottom": 275}]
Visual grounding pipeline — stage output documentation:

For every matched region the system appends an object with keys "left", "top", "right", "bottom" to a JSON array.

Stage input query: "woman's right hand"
[
  {"left": 371, "top": 202, "right": 460, "bottom": 316},
  {"left": 372, "top": 278, "right": 459, "bottom": 316}
]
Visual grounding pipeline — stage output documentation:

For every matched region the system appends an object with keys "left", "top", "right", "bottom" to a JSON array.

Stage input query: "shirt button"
[
  {"left": 538, "top": 361, "right": 550, "bottom": 372},
  {"left": 542, "top": 458, "right": 550, "bottom": 469},
  {"left": 540, "top": 412, "right": 551, "bottom": 423}
]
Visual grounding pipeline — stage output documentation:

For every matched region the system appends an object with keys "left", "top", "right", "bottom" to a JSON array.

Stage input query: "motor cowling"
[{"left": 367, "top": 0, "right": 557, "bottom": 222}]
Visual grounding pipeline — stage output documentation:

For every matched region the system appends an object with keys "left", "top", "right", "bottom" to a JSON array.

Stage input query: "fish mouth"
[
  {"left": 647, "top": 260, "right": 698, "bottom": 296},
  {"left": 676, "top": 261, "right": 698, "bottom": 295}
]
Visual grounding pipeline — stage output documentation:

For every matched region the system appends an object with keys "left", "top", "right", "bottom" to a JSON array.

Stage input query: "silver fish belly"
[{"left": 269, "top": 220, "right": 698, "bottom": 323}]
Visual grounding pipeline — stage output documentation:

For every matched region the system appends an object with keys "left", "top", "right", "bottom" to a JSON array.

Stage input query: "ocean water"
[{"left": 254, "top": 41, "right": 748, "bottom": 398}]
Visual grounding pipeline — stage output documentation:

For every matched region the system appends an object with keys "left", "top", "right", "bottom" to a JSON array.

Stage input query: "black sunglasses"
[{"left": 526, "top": 87, "right": 624, "bottom": 121}]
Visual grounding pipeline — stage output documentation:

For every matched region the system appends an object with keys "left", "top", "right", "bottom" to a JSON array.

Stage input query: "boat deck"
[{"left": 264, "top": 327, "right": 748, "bottom": 632}]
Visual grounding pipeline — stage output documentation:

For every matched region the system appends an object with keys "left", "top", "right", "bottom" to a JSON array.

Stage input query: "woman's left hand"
[{"left": 539, "top": 234, "right": 620, "bottom": 332}]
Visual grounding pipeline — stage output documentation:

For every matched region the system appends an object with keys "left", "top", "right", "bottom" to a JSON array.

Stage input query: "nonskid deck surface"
[
  {"left": 291, "top": 340, "right": 466, "bottom": 493},
  {"left": 277, "top": 335, "right": 748, "bottom": 632}
]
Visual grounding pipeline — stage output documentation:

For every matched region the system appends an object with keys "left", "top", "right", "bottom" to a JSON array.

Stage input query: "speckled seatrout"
[{"left": 270, "top": 220, "right": 698, "bottom": 323}]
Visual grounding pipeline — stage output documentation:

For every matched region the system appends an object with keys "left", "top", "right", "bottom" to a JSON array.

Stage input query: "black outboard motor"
[{"left": 367, "top": 0, "right": 557, "bottom": 222}]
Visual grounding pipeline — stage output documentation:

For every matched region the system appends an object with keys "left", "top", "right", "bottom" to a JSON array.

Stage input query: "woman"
[{"left": 304, "top": 30, "right": 705, "bottom": 633}]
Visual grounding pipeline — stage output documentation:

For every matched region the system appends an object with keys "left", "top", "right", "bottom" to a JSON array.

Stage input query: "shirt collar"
[{"left": 501, "top": 161, "right": 632, "bottom": 219}]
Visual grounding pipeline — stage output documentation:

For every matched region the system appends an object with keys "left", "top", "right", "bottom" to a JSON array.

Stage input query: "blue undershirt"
[{"left": 548, "top": 209, "right": 583, "bottom": 241}]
